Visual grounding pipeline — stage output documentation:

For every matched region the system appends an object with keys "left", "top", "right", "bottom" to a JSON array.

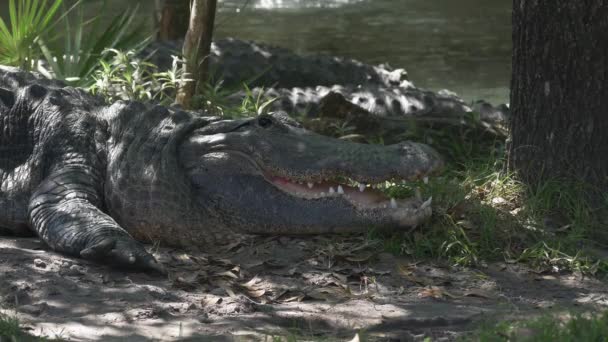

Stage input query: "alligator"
[
  {"left": 145, "top": 38, "right": 509, "bottom": 138},
  {"left": 0, "top": 67, "right": 442, "bottom": 272},
  {"left": 146, "top": 38, "right": 411, "bottom": 90}
]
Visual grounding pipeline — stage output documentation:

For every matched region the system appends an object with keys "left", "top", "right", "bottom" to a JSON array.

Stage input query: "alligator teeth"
[
  {"left": 307, "top": 182, "right": 313, "bottom": 189},
  {"left": 421, "top": 197, "right": 433, "bottom": 209},
  {"left": 358, "top": 183, "right": 366, "bottom": 192},
  {"left": 337, "top": 185, "right": 344, "bottom": 194},
  {"left": 329, "top": 187, "right": 335, "bottom": 194},
  {"left": 423, "top": 176, "right": 429, "bottom": 184},
  {"left": 390, "top": 198, "right": 397, "bottom": 209}
]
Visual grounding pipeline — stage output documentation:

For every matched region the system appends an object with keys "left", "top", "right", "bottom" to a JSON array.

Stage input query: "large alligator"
[
  {"left": 146, "top": 38, "right": 509, "bottom": 138},
  {"left": 147, "top": 38, "right": 411, "bottom": 90},
  {"left": 0, "top": 67, "right": 442, "bottom": 272}
]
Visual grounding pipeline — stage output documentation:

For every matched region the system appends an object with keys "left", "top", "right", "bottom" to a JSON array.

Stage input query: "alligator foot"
[{"left": 81, "top": 236, "right": 166, "bottom": 274}]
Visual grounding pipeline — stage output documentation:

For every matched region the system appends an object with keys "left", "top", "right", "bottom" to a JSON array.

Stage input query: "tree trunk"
[
  {"left": 175, "top": 0, "right": 217, "bottom": 109},
  {"left": 508, "top": 1, "right": 608, "bottom": 197},
  {"left": 156, "top": 0, "right": 190, "bottom": 41}
]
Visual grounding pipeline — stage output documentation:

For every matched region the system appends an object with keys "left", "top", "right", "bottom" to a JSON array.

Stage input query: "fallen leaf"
[
  {"left": 344, "top": 251, "right": 374, "bottom": 263},
  {"left": 222, "top": 240, "right": 244, "bottom": 252},
  {"left": 270, "top": 267, "right": 298, "bottom": 276},
  {"left": 463, "top": 289, "right": 495, "bottom": 299},
  {"left": 332, "top": 273, "right": 348, "bottom": 284},
  {"left": 245, "top": 288, "right": 266, "bottom": 298},
  {"left": 216, "top": 271, "right": 239, "bottom": 279},
  {"left": 306, "top": 286, "right": 350, "bottom": 301},
  {"left": 242, "top": 277, "right": 261, "bottom": 288},
  {"left": 201, "top": 295, "right": 222, "bottom": 306},
  {"left": 418, "top": 286, "right": 458, "bottom": 299}
]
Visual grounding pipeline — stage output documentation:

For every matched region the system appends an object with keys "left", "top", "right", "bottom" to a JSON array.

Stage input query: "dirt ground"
[{"left": 1, "top": 235, "right": 608, "bottom": 341}]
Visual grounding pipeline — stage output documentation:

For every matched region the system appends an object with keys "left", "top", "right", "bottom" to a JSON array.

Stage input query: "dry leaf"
[
  {"left": 270, "top": 267, "right": 298, "bottom": 276},
  {"left": 332, "top": 273, "right": 348, "bottom": 284},
  {"left": 307, "top": 286, "right": 349, "bottom": 301},
  {"left": 418, "top": 286, "right": 458, "bottom": 299},
  {"left": 222, "top": 240, "right": 244, "bottom": 252},
  {"left": 246, "top": 288, "right": 266, "bottom": 298},
  {"left": 273, "top": 289, "right": 306, "bottom": 303},
  {"left": 281, "top": 294, "right": 305, "bottom": 303},
  {"left": 216, "top": 271, "right": 239, "bottom": 279},
  {"left": 345, "top": 251, "right": 374, "bottom": 263},
  {"left": 242, "top": 277, "right": 261, "bottom": 288},
  {"left": 463, "top": 289, "right": 495, "bottom": 299},
  {"left": 222, "top": 286, "right": 236, "bottom": 298},
  {"left": 201, "top": 295, "right": 222, "bottom": 306}
]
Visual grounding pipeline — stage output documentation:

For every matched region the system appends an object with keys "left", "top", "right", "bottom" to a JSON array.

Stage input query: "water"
[
  {"left": 215, "top": 0, "right": 512, "bottom": 104},
  {"left": 1, "top": 0, "right": 512, "bottom": 104}
]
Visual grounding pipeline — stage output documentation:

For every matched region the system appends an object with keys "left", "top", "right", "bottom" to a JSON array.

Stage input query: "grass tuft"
[
  {"left": 371, "top": 144, "right": 607, "bottom": 275},
  {"left": 472, "top": 311, "right": 608, "bottom": 341}
]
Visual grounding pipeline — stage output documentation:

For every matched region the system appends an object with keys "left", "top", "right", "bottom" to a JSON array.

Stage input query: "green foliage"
[
  {"left": 374, "top": 152, "right": 608, "bottom": 274},
  {"left": 0, "top": 312, "right": 21, "bottom": 339},
  {"left": 37, "top": 2, "right": 149, "bottom": 86},
  {"left": 397, "top": 111, "right": 506, "bottom": 166},
  {"left": 0, "top": 0, "right": 64, "bottom": 68},
  {"left": 89, "top": 49, "right": 190, "bottom": 105},
  {"left": 472, "top": 311, "right": 608, "bottom": 341},
  {"left": 194, "top": 67, "right": 275, "bottom": 118}
]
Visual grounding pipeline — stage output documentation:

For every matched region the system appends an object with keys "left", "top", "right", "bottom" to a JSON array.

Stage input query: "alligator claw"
[{"left": 80, "top": 237, "right": 166, "bottom": 275}]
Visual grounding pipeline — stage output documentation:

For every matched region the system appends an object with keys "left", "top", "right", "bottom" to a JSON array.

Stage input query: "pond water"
[
  {"left": 216, "top": 0, "right": 512, "bottom": 104},
  {"left": 1, "top": 0, "right": 511, "bottom": 103}
]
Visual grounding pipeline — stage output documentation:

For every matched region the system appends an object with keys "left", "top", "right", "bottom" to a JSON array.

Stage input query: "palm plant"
[
  {"left": 0, "top": 0, "right": 63, "bottom": 68},
  {"left": 37, "top": 3, "right": 149, "bottom": 86}
]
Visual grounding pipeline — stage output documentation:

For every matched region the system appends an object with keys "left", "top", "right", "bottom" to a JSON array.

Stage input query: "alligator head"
[{"left": 177, "top": 112, "right": 443, "bottom": 238}]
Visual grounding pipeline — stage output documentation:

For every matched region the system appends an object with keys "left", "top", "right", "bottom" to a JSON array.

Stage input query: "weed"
[
  {"left": 0, "top": 312, "right": 21, "bottom": 340},
  {"left": 370, "top": 150, "right": 608, "bottom": 275},
  {"left": 89, "top": 49, "right": 190, "bottom": 105},
  {"left": 471, "top": 311, "right": 608, "bottom": 341},
  {"left": 194, "top": 74, "right": 276, "bottom": 118}
]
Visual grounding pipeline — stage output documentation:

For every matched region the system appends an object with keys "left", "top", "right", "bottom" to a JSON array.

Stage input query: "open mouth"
[{"left": 267, "top": 174, "right": 432, "bottom": 211}]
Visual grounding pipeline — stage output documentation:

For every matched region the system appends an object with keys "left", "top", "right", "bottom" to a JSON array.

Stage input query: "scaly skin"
[
  {"left": 230, "top": 87, "right": 509, "bottom": 139},
  {"left": 0, "top": 67, "right": 442, "bottom": 273},
  {"left": 146, "top": 38, "right": 410, "bottom": 89}
]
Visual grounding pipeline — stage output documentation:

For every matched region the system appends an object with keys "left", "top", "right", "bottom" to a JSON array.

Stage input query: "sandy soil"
[{"left": 1, "top": 235, "right": 607, "bottom": 341}]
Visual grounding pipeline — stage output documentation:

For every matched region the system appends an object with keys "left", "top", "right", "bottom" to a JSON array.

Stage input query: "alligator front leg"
[{"left": 28, "top": 167, "right": 165, "bottom": 273}]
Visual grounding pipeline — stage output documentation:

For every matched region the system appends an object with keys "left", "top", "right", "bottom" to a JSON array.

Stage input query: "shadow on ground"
[{"left": 1, "top": 235, "right": 607, "bottom": 341}]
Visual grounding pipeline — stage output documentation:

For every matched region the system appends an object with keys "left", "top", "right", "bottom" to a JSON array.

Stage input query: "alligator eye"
[{"left": 258, "top": 116, "right": 273, "bottom": 128}]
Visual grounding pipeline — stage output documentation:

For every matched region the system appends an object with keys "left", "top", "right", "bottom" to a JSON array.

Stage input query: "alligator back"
[{"left": 146, "top": 38, "right": 411, "bottom": 89}]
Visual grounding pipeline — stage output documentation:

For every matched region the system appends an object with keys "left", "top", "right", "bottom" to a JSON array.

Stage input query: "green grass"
[
  {"left": 472, "top": 311, "right": 608, "bottom": 341},
  {"left": 0, "top": 312, "right": 21, "bottom": 339},
  {"left": 0, "top": 311, "right": 56, "bottom": 341},
  {"left": 369, "top": 146, "right": 608, "bottom": 275}
]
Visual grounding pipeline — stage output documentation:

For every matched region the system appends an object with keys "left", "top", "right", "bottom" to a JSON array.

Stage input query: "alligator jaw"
[{"left": 267, "top": 174, "right": 432, "bottom": 211}]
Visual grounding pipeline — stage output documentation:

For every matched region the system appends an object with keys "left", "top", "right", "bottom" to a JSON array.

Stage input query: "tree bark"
[
  {"left": 175, "top": 0, "right": 217, "bottom": 109},
  {"left": 156, "top": 0, "right": 191, "bottom": 41},
  {"left": 508, "top": 0, "right": 608, "bottom": 197}
]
